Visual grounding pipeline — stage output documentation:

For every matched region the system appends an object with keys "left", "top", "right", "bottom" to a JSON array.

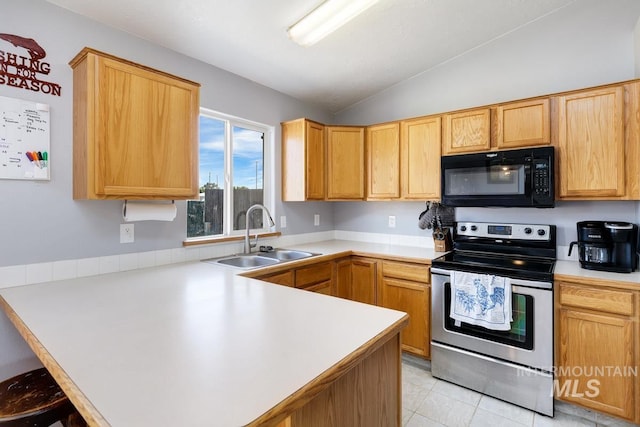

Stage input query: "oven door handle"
[{"left": 430, "top": 267, "right": 552, "bottom": 290}]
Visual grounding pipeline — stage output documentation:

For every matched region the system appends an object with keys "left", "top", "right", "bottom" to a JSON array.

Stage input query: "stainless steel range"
[{"left": 430, "top": 222, "right": 556, "bottom": 416}]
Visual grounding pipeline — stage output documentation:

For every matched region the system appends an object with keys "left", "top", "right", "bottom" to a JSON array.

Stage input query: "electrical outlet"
[
  {"left": 314, "top": 214, "right": 320, "bottom": 226},
  {"left": 280, "top": 216, "right": 287, "bottom": 228},
  {"left": 120, "top": 223, "right": 134, "bottom": 243},
  {"left": 388, "top": 216, "right": 396, "bottom": 228}
]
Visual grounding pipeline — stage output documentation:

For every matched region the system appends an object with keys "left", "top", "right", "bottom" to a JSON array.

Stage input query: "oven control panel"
[{"left": 457, "top": 222, "right": 551, "bottom": 241}]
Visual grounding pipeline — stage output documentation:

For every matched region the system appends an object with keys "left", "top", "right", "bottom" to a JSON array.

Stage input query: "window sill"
[{"left": 183, "top": 232, "right": 282, "bottom": 247}]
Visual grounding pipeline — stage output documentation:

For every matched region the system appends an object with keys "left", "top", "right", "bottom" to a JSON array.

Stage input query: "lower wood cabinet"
[
  {"left": 334, "top": 258, "right": 353, "bottom": 300},
  {"left": 380, "top": 260, "right": 430, "bottom": 358},
  {"left": 258, "top": 270, "right": 294, "bottom": 287},
  {"left": 295, "top": 261, "right": 333, "bottom": 294},
  {"left": 251, "top": 261, "right": 332, "bottom": 294},
  {"left": 350, "top": 257, "right": 378, "bottom": 305},
  {"left": 556, "top": 280, "right": 639, "bottom": 423},
  {"left": 251, "top": 255, "right": 431, "bottom": 359},
  {"left": 333, "top": 256, "right": 430, "bottom": 358}
]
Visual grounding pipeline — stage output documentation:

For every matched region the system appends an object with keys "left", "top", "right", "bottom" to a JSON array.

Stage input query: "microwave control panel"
[{"left": 533, "top": 160, "right": 551, "bottom": 195}]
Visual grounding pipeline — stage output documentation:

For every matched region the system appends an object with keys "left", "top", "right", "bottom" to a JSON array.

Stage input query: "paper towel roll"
[{"left": 122, "top": 201, "right": 177, "bottom": 222}]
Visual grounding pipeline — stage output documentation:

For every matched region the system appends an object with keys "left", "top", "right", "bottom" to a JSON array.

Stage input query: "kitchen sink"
[
  {"left": 203, "top": 248, "right": 319, "bottom": 270},
  {"left": 213, "top": 255, "right": 280, "bottom": 269},
  {"left": 259, "top": 249, "right": 317, "bottom": 261}
]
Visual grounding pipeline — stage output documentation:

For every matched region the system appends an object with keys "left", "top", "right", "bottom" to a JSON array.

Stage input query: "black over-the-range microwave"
[{"left": 440, "top": 146, "right": 554, "bottom": 208}]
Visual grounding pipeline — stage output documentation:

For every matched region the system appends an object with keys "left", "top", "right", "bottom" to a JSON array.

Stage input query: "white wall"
[{"left": 332, "top": 0, "right": 640, "bottom": 244}]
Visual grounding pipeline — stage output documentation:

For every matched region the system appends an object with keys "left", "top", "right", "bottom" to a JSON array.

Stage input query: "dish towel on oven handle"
[{"left": 450, "top": 271, "right": 512, "bottom": 331}]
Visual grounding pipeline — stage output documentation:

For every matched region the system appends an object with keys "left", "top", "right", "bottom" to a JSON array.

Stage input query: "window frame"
[{"left": 186, "top": 107, "right": 275, "bottom": 241}]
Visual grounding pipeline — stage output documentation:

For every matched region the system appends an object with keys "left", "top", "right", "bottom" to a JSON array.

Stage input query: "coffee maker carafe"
[{"left": 568, "top": 221, "right": 638, "bottom": 273}]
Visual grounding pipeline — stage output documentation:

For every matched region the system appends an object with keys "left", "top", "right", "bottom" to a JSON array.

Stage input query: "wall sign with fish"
[
  {"left": 0, "top": 33, "right": 61, "bottom": 96},
  {"left": 0, "top": 95, "right": 50, "bottom": 180}
]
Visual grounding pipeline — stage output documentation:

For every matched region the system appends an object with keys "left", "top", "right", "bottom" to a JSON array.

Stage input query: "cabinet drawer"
[
  {"left": 259, "top": 271, "right": 294, "bottom": 287},
  {"left": 559, "top": 284, "right": 634, "bottom": 316},
  {"left": 301, "top": 280, "right": 332, "bottom": 294},
  {"left": 382, "top": 261, "right": 429, "bottom": 283},
  {"left": 295, "top": 262, "right": 332, "bottom": 287}
]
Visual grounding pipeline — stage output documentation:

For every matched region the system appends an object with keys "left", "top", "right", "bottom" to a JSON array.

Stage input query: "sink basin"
[
  {"left": 260, "top": 249, "right": 317, "bottom": 261},
  {"left": 212, "top": 255, "right": 280, "bottom": 269},
  {"left": 203, "top": 248, "right": 319, "bottom": 270}
]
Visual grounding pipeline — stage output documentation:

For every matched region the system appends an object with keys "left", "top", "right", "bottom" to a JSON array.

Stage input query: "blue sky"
[{"left": 199, "top": 115, "right": 264, "bottom": 189}]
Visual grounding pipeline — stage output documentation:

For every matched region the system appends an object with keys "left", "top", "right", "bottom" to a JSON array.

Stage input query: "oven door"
[{"left": 431, "top": 267, "right": 552, "bottom": 371}]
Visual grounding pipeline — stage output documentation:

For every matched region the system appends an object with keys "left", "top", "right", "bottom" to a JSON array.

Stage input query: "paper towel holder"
[{"left": 122, "top": 200, "right": 175, "bottom": 218}]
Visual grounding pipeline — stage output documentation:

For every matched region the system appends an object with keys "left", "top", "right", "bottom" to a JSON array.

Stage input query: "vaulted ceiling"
[{"left": 46, "top": 0, "right": 639, "bottom": 113}]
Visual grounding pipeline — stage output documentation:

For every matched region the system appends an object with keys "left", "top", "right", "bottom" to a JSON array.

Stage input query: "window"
[{"left": 187, "top": 109, "right": 273, "bottom": 239}]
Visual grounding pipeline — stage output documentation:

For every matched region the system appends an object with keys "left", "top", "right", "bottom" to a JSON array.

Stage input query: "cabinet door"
[
  {"left": 366, "top": 123, "right": 400, "bottom": 199},
  {"left": 495, "top": 98, "right": 550, "bottom": 148},
  {"left": 442, "top": 108, "right": 490, "bottom": 155},
  {"left": 557, "top": 308, "right": 635, "bottom": 421},
  {"left": 282, "top": 119, "right": 325, "bottom": 201},
  {"left": 381, "top": 278, "right": 429, "bottom": 357},
  {"left": 351, "top": 258, "right": 377, "bottom": 305},
  {"left": 326, "top": 126, "right": 365, "bottom": 199},
  {"left": 305, "top": 121, "right": 326, "bottom": 200},
  {"left": 400, "top": 116, "right": 441, "bottom": 200},
  {"left": 95, "top": 55, "right": 199, "bottom": 198},
  {"left": 334, "top": 258, "right": 352, "bottom": 300},
  {"left": 557, "top": 86, "right": 625, "bottom": 198}
]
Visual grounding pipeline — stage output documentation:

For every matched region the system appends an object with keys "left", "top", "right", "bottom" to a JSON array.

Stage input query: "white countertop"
[
  {"left": 554, "top": 259, "right": 640, "bottom": 285},
  {"left": 0, "top": 259, "right": 407, "bottom": 426}
]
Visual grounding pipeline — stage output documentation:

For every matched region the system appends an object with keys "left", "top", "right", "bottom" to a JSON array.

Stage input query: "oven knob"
[
  {"left": 470, "top": 225, "right": 477, "bottom": 231},
  {"left": 537, "top": 229, "right": 546, "bottom": 236},
  {"left": 524, "top": 227, "right": 532, "bottom": 234},
  {"left": 460, "top": 225, "right": 467, "bottom": 232}
]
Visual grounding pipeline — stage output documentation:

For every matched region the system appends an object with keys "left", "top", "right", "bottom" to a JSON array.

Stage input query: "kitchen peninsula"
[{"left": 0, "top": 260, "right": 408, "bottom": 426}]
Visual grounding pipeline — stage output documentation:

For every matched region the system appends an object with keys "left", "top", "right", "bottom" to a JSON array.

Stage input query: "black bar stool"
[{"left": 0, "top": 368, "right": 85, "bottom": 427}]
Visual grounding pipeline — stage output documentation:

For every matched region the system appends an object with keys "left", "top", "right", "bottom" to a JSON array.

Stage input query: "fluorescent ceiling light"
[{"left": 288, "top": 0, "right": 380, "bottom": 47}]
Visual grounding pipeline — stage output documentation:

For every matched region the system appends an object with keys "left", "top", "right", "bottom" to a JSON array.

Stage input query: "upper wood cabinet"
[
  {"left": 442, "top": 108, "right": 490, "bottom": 155},
  {"left": 400, "top": 116, "right": 441, "bottom": 200},
  {"left": 366, "top": 123, "right": 400, "bottom": 199},
  {"left": 69, "top": 48, "right": 200, "bottom": 200},
  {"left": 281, "top": 119, "right": 325, "bottom": 201},
  {"left": 495, "top": 98, "right": 550, "bottom": 148},
  {"left": 326, "top": 126, "right": 365, "bottom": 200},
  {"left": 556, "top": 86, "right": 625, "bottom": 199},
  {"left": 625, "top": 81, "right": 640, "bottom": 199}
]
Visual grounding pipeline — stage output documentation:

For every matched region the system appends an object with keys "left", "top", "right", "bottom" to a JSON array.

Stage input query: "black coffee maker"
[{"left": 568, "top": 221, "right": 639, "bottom": 273}]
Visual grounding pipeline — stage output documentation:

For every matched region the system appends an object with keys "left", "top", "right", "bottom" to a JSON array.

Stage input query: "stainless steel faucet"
[{"left": 244, "top": 204, "right": 275, "bottom": 254}]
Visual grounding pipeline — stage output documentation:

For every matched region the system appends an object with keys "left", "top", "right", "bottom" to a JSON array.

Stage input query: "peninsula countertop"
[{"left": 0, "top": 259, "right": 408, "bottom": 426}]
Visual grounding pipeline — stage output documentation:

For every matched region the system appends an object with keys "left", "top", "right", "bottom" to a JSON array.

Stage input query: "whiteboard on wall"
[{"left": 0, "top": 95, "right": 50, "bottom": 180}]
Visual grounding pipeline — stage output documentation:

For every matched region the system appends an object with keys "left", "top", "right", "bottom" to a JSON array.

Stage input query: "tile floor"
[{"left": 401, "top": 356, "right": 639, "bottom": 427}]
